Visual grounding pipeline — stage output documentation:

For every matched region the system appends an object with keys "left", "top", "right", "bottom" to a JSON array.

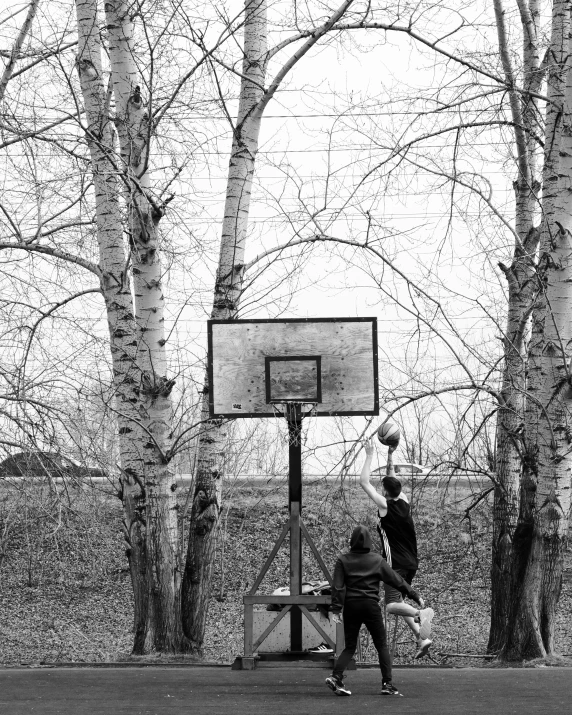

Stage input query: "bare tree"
[
  {"left": 503, "top": 0, "right": 572, "bottom": 660},
  {"left": 1, "top": 0, "right": 224, "bottom": 653},
  {"left": 1, "top": 0, "right": 370, "bottom": 656},
  {"left": 221, "top": 0, "right": 571, "bottom": 660},
  {"left": 338, "top": 0, "right": 572, "bottom": 661},
  {"left": 182, "top": 0, "right": 362, "bottom": 653}
]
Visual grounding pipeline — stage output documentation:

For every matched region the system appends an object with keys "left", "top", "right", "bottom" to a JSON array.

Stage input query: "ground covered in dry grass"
[{"left": 0, "top": 478, "right": 570, "bottom": 666}]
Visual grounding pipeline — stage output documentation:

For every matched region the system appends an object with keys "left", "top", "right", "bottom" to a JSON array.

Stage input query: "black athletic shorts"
[{"left": 384, "top": 567, "right": 417, "bottom": 605}]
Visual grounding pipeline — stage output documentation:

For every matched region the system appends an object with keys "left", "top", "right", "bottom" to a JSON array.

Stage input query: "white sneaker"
[
  {"left": 415, "top": 638, "right": 432, "bottom": 659},
  {"left": 418, "top": 607, "right": 434, "bottom": 640}
]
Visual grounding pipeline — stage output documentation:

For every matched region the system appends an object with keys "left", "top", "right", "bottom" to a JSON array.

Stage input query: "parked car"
[
  {"left": 373, "top": 462, "right": 431, "bottom": 477},
  {"left": 0, "top": 451, "right": 106, "bottom": 480}
]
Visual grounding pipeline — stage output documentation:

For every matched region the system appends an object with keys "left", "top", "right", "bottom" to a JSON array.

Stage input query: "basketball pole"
[{"left": 286, "top": 403, "right": 303, "bottom": 652}]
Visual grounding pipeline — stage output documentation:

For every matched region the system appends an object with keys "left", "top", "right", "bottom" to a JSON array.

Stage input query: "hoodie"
[{"left": 330, "top": 525, "right": 421, "bottom": 613}]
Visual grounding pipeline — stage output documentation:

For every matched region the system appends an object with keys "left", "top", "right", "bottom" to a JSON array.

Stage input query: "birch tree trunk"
[
  {"left": 504, "top": 0, "right": 572, "bottom": 660},
  {"left": 181, "top": 0, "right": 268, "bottom": 653},
  {"left": 182, "top": 0, "right": 355, "bottom": 653},
  {"left": 74, "top": 0, "right": 148, "bottom": 650},
  {"left": 105, "top": 0, "right": 182, "bottom": 652},
  {"left": 488, "top": 0, "right": 541, "bottom": 654}
]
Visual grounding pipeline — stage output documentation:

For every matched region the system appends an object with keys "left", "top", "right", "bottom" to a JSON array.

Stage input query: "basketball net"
[{"left": 270, "top": 402, "right": 318, "bottom": 447}]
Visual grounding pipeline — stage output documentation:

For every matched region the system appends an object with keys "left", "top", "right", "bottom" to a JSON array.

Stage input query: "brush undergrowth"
[{"left": 0, "top": 478, "right": 570, "bottom": 666}]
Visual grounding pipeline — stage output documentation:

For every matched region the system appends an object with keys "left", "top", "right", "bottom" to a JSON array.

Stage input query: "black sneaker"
[
  {"left": 381, "top": 681, "right": 402, "bottom": 696},
  {"left": 326, "top": 676, "right": 351, "bottom": 696}
]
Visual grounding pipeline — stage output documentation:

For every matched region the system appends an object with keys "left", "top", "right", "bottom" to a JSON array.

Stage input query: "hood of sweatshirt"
[{"left": 350, "top": 525, "right": 372, "bottom": 553}]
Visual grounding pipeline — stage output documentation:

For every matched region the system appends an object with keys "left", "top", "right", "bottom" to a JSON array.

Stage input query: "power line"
[
  {"left": 145, "top": 174, "right": 515, "bottom": 181},
  {"left": 6, "top": 109, "right": 506, "bottom": 121},
  {"left": 1, "top": 315, "right": 494, "bottom": 323},
  {"left": 128, "top": 213, "right": 513, "bottom": 223},
  {"left": 0, "top": 143, "right": 527, "bottom": 155},
  {"left": 0, "top": 209, "right": 515, "bottom": 221}
]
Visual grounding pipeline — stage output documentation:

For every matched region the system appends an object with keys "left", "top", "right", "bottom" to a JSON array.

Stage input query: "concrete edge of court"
[
  {"left": 1, "top": 660, "right": 571, "bottom": 670},
  {"left": 0, "top": 661, "right": 462, "bottom": 670}
]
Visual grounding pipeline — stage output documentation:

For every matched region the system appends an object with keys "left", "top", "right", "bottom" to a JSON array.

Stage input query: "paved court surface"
[{"left": 1, "top": 665, "right": 570, "bottom": 715}]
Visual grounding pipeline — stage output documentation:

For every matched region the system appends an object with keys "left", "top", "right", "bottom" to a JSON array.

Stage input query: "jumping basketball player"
[{"left": 359, "top": 437, "right": 433, "bottom": 659}]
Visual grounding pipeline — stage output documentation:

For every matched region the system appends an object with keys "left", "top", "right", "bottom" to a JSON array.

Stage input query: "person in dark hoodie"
[{"left": 325, "top": 524, "right": 425, "bottom": 697}]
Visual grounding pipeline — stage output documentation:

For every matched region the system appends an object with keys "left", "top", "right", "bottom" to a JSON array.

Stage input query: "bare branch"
[
  {"left": 0, "top": 112, "right": 80, "bottom": 150},
  {"left": 9, "top": 40, "right": 77, "bottom": 80},
  {"left": 0, "top": 241, "right": 101, "bottom": 277},
  {"left": 493, "top": 0, "right": 531, "bottom": 183},
  {"left": 19, "top": 288, "right": 102, "bottom": 395},
  {"left": 462, "top": 487, "right": 495, "bottom": 520},
  {"left": 0, "top": 0, "right": 40, "bottom": 104},
  {"left": 257, "top": 0, "right": 355, "bottom": 115},
  {"left": 245, "top": 232, "right": 493, "bottom": 391}
]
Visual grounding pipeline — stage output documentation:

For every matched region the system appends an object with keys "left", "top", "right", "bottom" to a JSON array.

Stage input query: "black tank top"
[{"left": 377, "top": 499, "right": 418, "bottom": 570}]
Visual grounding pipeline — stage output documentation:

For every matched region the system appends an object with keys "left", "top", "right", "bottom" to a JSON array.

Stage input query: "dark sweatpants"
[{"left": 332, "top": 598, "right": 392, "bottom": 682}]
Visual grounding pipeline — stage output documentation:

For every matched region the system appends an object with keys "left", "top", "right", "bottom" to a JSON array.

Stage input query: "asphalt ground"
[{"left": 1, "top": 666, "right": 570, "bottom": 715}]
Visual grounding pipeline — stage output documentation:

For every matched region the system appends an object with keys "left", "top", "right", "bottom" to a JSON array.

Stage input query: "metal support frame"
[{"left": 236, "top": 403, "right": 344, "bottom": 668}]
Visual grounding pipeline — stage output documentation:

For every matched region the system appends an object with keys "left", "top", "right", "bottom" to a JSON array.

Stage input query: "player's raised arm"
[{"left": 359, "top": 437, "right": 387, "bottom": 511}]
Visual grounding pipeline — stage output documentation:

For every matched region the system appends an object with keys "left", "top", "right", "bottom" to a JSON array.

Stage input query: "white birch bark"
[
  {"left": 104, "top": 0, "right": 181, "bottom": 652},
  {"left": 182, "top": 0, "right": 353, "bottom": 653},
  {"left": 212, "top": 0, "right": 268, "bottom": 318},
  {"left": 183, "top": 0, "right": 355, "bottom": 652},
  {"left": 74, "top": 0, "right": 148, "bottom": 649},
  {"left": 181, "top": 0, "right": 269, "bottom": 652},
  {"left": 489, "top": 0, "right": 541, "bottom": 654},
  {"left": 507, "top": 0, "right": 572, "bottom": 659}
]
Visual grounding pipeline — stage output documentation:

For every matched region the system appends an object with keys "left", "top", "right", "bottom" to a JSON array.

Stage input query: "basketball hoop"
[
  {"left": 270, "top": 402, "right": 318, "bottom": 447},
  {"left": 207, "top": 318, "right": 379, "bottom": 418}
]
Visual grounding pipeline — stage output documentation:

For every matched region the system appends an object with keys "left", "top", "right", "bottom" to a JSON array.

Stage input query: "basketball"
[{"left": 377, "top": 421, "right": 400, "bottom": 446}]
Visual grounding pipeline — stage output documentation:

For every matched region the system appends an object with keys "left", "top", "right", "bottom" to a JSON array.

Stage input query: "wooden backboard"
[{"left": 208, "top": 318, "right": 378, "bottom": 418}]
